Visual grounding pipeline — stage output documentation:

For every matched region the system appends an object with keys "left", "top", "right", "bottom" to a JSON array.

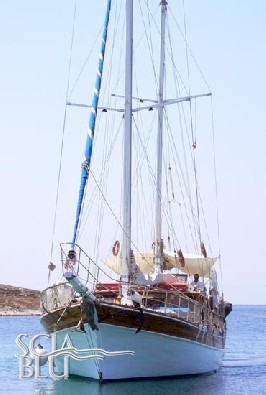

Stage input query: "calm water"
[{"left": 0, "top": 305, "right": 265, "bottom": 394}]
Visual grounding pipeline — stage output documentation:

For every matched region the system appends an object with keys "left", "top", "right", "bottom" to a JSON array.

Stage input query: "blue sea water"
[{"left": 0, "top": 305, "right": 265, "bottom": 394}]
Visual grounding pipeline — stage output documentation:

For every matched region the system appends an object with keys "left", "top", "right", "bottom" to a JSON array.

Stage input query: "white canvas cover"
[
  {"left": 104, "top": 251, "right": 217, "bottom": 277},
  {"left": 163, "top": 253, "right": 217, "bottom": 277},
  {"left": 104, "top": 252, "right": 154, "bottom": 275}
]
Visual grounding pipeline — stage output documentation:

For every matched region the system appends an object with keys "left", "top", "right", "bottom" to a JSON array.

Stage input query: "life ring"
[{"left": 112, "top": 240, "right": 120, "bottom": 256}]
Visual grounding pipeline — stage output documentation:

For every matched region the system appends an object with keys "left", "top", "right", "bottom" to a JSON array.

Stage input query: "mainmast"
[
  {"left": 121, "top": 0, "right": 133, "bottom": 293},
  {"left": 155, "top": 0, "right": 167, "bottom": 272}
]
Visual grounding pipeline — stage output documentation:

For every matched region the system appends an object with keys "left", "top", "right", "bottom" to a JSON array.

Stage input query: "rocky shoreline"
[{"left": 0, "top": 284, "right": 41, "bottom": 316}]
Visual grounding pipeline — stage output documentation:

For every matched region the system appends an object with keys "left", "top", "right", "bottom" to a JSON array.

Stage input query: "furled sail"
[
  {"left": 163, "top": 253, "right": 217, "bottom": 277},
  {"left": 105, "top": 251, "right": 217, "bottom": 278},
  {"left": 72, "top": 0, "right": 112, "bottom": 247}
]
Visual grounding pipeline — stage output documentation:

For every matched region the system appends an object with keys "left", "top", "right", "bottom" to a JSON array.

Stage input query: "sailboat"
[{"left": 41, "top": 0, "right": 232, "bottom": 381}]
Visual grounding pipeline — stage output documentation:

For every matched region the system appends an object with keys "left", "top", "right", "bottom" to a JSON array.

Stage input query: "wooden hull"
[{"left": 41, "top": 301, "right": 225, "bottom": 380}]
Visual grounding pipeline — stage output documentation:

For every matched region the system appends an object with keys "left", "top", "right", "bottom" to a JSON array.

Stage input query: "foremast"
[
  {"left": 154, "top": 0, "right": 167, "bottom": 272},
  {"left": 120, "top": 0, "right": 133, "bottom": 294}
]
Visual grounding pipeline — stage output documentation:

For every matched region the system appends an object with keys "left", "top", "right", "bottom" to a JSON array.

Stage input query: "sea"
[{"left": 0, "top": 305, "right": 265, "bottom": 395}]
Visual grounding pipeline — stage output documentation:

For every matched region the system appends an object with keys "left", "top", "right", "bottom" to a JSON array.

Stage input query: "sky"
[{"left": 1, "top": 1, "right": 266, "bottom": 305}]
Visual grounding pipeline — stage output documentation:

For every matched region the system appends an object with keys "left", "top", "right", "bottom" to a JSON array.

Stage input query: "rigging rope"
[
  {"left": 93, "top": 3, "right": 124, "bottom": 266},
  {"left": 191, "top": 103, "right": 202, "bottom": 245},
  {"left": 164, "top": 113, "right": 198, "bottom": 249},
  {"left": 138, "top": 0, "right": 158, "bottom": 87},
  {"left": 132, "top": 111, "right": 157, "bottom": 246},
  {"left": 89, "top": 168, "right": 154, "bottom": 272},
  {"left": 68, "top": 29, "right": 102, "bottom": 100},
  {"left": 168, "top": 3, "right": 211, "bottom": 93},
  {"left": 165, "top": 21, "right": 195, "bottom": 235},
  {"left": 48, "top": 1, "right": 77, "bottom": 282},
  {"left": 181, "top": 0, "right": 202, "bottom": 248},
  {"left": 132, "top": 115, "right": 182, "bottom": 250},
  {"left": 210, "top": 96, "right": 223, "bottom": 291},
  {"left": 165, "top": 14, "right": 213, "bottom": 255},
  {"left": 78, "top": 117, "right": 124, "bottom": 241}
]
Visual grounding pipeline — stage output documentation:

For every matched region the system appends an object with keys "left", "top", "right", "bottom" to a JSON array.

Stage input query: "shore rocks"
[{"left": 0, "top": 284, "right": 41, "bottom": 315}]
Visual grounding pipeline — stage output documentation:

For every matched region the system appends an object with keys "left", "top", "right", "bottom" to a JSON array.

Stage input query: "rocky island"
[{"left": 0, "top": 284, "right": 41, "bottom": 315}]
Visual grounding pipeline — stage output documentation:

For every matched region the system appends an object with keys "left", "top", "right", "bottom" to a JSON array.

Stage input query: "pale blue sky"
[{"left": 1, "top": 1, "right": 266, "bottom": 304}]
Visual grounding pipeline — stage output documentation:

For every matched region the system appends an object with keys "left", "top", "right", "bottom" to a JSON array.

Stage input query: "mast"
[
  {"left": 121, "top": 0, "right": 133, "bottom": 293},
  {"left": 155, "top": 0, "right": 167, "bottom": 272}
]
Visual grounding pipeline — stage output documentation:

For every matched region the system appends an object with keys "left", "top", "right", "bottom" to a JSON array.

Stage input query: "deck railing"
[
  {"left": 43, "top": 244, "right": 225, "bottom": 333},
  {"left": 140, "top": 287, "right": 208, "bottom": 326}
]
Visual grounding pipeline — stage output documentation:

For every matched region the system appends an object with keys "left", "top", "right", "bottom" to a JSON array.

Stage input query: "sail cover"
[
  {"left": 105, "top": 252, "right": 155, "bottom": 275},
  {"left": 105, "top": 251, "right": 217, "bottom": 277},
  {"left": 163, "top": 253, "right": 217, "bottom": 277}
]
